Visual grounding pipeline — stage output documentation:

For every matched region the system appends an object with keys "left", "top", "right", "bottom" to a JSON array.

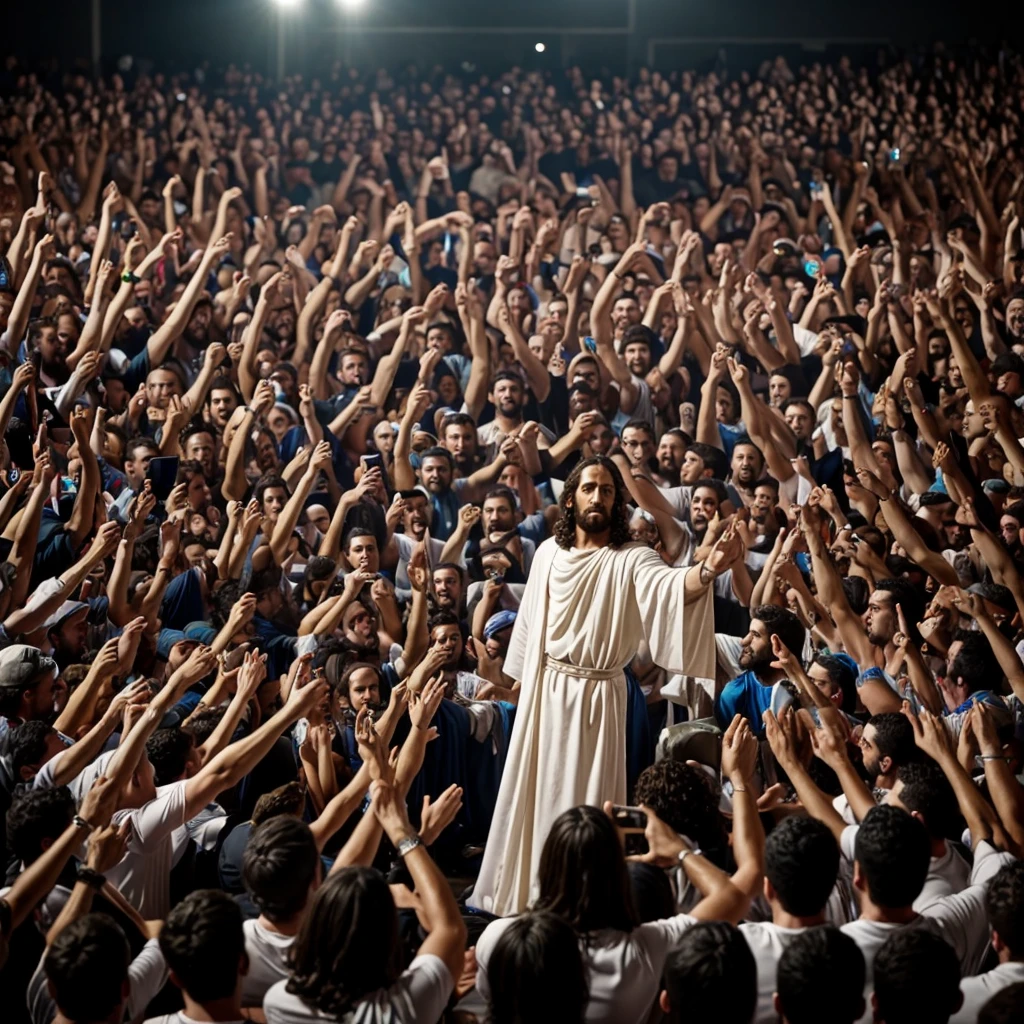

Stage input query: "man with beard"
[
  {"left": 167, "top": 296, "right": 214, "bottom": 386},
  {"left": 205, "top": 377, "right": 241, "bottom": 434},
  {"left": 862, "top": 578, "right": 923, "bottom": 666},
  {"left": 431, "top": 563, "right": 466, "bottom": 619},
  {"left": 852, "top": 712, "right": 918, "bottom": 810},
  {"left": 182, "top": 424, "right": 217, "bottom": 480},
  {"left": 729, "top": 439, "right": 765, "bottom": 505},
  {"left": 1004, "top": 292, "right": 1024, "bottom": 346},
  {"left": 27, "top": 318, "right": 69, "bottom": 387},
  {"left": 441, "top": 412, "right": 482, "bottom": 476},
  {"left": 472, "top": 455, "right": 740, "bottom": 916},
  {"left": 714, "top": 605, "right": 806, "bottom": 737},
  {"left": 477, "top": 371, "right": 554, "bottom": 457},
  {"left": 656, "top": 429, "right": 688, "bottom": 487},
  {"left": 42, "top": 602, "right": 90, "bottom": 669},
  {"left": 414, "top": 446, "right": 508, "bottom": 542}
]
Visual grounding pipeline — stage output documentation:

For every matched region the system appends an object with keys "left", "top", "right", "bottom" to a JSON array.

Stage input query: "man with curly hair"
[{"left": 472, "top": 456, "right": 742, "bottom": 915}]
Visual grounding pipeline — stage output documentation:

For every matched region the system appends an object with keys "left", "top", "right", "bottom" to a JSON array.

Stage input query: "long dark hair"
[
  {"left": 488, "top": 911, "right": 588, "bottom": 1024},
  {"left": 534, "top": 805, "right": 638, "bottom": 934},
  {"left": 286, "top": 867, "right": 399, "bottom": 1015},
  {"left": 552, "top": 455, "right": 633, "bottom": 550}
]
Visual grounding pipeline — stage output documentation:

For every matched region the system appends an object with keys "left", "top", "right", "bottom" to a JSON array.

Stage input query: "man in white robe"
[{"left": 470, "top": 456, "right": 743, "bottom": 916}]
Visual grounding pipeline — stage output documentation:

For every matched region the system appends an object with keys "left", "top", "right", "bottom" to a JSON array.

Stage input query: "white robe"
[{"left": 470, "top": 539, "right": 716, "bottom": 916}]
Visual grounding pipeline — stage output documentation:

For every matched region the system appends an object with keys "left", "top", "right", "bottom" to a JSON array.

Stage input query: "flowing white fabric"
[{"left": 470, "top": 539, "right": 716, "bottom": 916}]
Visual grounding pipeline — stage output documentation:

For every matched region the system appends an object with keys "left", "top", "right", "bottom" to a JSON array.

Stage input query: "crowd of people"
[{"left": 1, "top": 38, "right": 1024, "bottom": 1023}]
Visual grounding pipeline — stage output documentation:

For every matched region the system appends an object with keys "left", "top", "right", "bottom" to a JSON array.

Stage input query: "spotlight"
[
  {"left": 273, "top": 0, "right": 302, "bottom": 7},
  {"left": 336, "top": 0, "right": 366, "bottom": 7},
  {"left": 535, "top": 42, "right": 546, "bottom": 53}
]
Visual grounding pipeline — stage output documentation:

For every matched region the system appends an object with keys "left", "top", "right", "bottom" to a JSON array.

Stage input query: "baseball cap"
[
  {"left": 966, "top": 582, "right": 1017, "bottom": 615},
  {"left": 0, "top": 645, "right": 58, "bottom": 693},
  {"left": 483, "top": 610, "right": 517, "bottom": 640},
  {"left": 42, "top": 601, "right": 89, "bottom": 634}
]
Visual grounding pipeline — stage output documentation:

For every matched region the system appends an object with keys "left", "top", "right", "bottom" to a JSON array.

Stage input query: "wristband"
[
  {"left": 980, "top": 755, "right": 1012, "bottom": 762},
  {"left": 76, "top": 865, "right": 106, "bottom": 890},
  {"left": 328, "top": 274, "right": 342, "bottom": 291},
  {"left": 72, "top": 814, "right": 94, "bottom": 832},
  {"left": 121, "top": 271, "right": 141, "bottom": 284},
  {"left": 396, "top": 834, "right": 424, "bottom": 858}
]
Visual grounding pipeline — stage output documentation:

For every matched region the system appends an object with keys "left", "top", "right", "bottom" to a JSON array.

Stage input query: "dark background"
[{"left": 4, "top": 0, "right": 1008, "bottom": 78}]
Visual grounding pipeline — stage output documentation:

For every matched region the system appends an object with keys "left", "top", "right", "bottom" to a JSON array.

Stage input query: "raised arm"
[{"left": 146, "top": 234, "right": 232, "bottom": 368}]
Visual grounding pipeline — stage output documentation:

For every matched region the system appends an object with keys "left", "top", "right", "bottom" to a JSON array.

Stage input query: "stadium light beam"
[{"left": 336, "top": 0, "right": 366, "bottom": 8}]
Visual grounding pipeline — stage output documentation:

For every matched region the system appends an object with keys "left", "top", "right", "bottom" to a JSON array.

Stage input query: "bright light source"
[
  {"left": 535, "top": 42, "right": 546, "bottom": 53},
  {"left": 336, "top": 0, "right": 366, "bottom": 8},
  {"left": 273, "top": 0, "right": 302, "bottom": 7}
]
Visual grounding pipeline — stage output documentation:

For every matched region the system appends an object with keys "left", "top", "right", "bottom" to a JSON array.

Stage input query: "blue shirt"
[{"left": 715, "top": 670, "right": 773, "bottom": 737}]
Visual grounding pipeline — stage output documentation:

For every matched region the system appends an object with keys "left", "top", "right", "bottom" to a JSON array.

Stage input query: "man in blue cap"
[{"left": 483, "top": 609, "right": 517, "bottom": 664}]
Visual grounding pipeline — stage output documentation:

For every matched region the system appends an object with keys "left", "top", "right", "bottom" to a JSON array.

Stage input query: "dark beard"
[
  {"left": 739, "top": 649, "right": 773, "bottom": 675},
  {"left": 578, "top": 508, "right": 611, "bottom": 533}
]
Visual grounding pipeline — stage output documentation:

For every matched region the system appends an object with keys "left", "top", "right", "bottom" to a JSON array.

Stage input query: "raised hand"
[{"left": 420, "top": 784, "right": 464, "bottom": 846}]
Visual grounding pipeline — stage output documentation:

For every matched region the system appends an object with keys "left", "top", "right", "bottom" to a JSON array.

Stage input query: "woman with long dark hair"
[
  {"left": 263, "top": 781, "right": 466, "bottom": 1023},
  {"left": 486, "top": 911, "right": 588, "bottom": 1024},
  {"left": 474, "top": 804, "right": 749, "bottom": 1023}
]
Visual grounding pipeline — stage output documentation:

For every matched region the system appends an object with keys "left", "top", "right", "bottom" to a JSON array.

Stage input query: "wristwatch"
[
  {"left": 396, "top": 834, "right": 424, "bottom": 858},
  {"left": 72, "top": 814, "right": 94, "bottom": 832},
  {"left": 677, "top": 839, "right": 702, "bottom": 867},
  {"left": 76, "top": 865, "right": 106, "bottom": 890}
]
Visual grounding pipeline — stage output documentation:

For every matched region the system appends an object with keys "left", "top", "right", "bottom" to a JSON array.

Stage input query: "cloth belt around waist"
[{"left": 544, "top": 655, "right": 623, "bottom": 681}]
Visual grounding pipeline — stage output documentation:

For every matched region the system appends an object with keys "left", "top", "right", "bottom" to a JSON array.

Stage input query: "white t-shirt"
[
  {"left": 28, "top": 937, "right": 167, "bottom": 1024},
  {"left": 916, "top": 843, "right": 971, "bottom": 912},
  {"left": 739, "top": 921, "right": 812, "bottom": 1024},
  {"left": 108, "top": 779, "right": 190, "bottom": 918},
  {"left": 950, "top": 960, "right": 1024, "bottom": 1024},
  {"left": 262, "top": 954, "right": 452, "bottom": 1024},
  {"left": 242, "top": 919, "right": 294, "bottom": 1008},
  {"left": 841, "top": 838, "right": 1015, "bottom": 1024},
  {"left": 147, "top": 1015, "right": 247, "bottom": 1024},
  {"left": 475, "top": 913, "right": 697, "bottom": 1023}
]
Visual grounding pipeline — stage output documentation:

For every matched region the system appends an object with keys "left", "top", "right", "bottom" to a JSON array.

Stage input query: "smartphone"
[
  {"left": 887, "top": 147, "right": 901, "bottom": 165},
  {"left": 361, "top": 453, "right": 383, "bottom": 474},
  {"left": 575, "top": 186, "right": 591, "bottom": 198},
  {"left": 7, "top": 469, "right": 19, "bottom": 486},
  {"left": 487, "top": 570, "right": 505, "bottom": 586},
  {"left": 583, "top": 336, "right": 598, "bottom": 355},
  {"left": 611, "top": 805, "right": 648, "bottom": 856},
  {"left": 803, "top": 258, "right": 822, "bottom": 277},
  {"left": 147, "top": 455, "right": 180, "bottom": 502},
  {"left": 610, "top": 805, "right": 648, "bottom": 831}
]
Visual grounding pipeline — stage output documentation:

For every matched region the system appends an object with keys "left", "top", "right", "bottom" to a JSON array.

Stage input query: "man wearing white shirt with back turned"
[
  {"left": 950, "top": 861, "right": 1024, "bottom": 1024},
  {"left": 839, "top": 806, "right": 1013, "bottom": 1024},
  {"left": 239, "top": 815, "right": 321, "bottom": 1010},
  {"left": 740, "top": 816, "right": 841, "bottom": 1024}
]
